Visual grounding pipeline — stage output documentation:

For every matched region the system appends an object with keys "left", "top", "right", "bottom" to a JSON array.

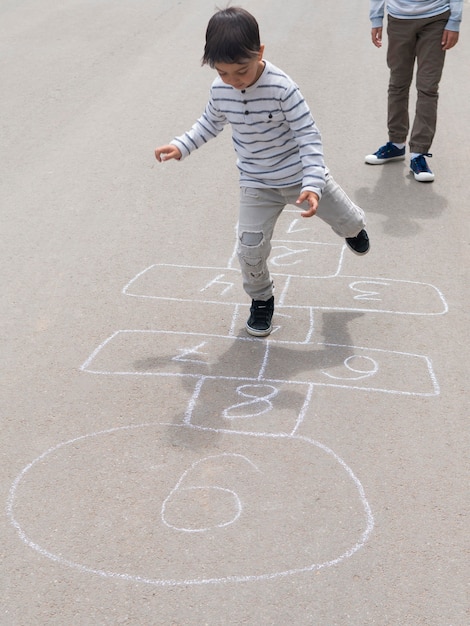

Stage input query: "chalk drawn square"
[
  {"left": 274, "top": 209, "right": 357, "bottom": 251},
  {"left": 281, "top": 276, "right": 448, "bottom": 315},
  {"left": 268, "top": 241, "right": 342, "bottom": 278},
  {"left": 238, "top": 305, "right": 315, "bottom": 343},
  {"left": 81, "top": 331, "right": 270, "bottom": 379},
  {"left": 186, "top": 377, "right": 312, "bottom": 435},
  {"left": 274, "top": 209, "right": 332, "bottom": 243},
  {"left": 262, "top": 342, "right": 439, "bottom": 396},
  {"left": 124, "top": 265, "right": 245, "bottom": 303}
]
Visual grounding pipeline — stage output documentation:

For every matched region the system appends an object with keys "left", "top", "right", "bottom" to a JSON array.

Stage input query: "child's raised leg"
[{"left": 315, "top": 172, "right": 366, "bottom": 238}]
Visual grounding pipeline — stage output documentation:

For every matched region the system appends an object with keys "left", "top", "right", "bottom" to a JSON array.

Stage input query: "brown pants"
[{"left": 386, "top": 11, "right": 449, "bottom": 154}]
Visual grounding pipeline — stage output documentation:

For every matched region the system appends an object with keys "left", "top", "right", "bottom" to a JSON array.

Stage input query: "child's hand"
[
  {"left": 441, "top": 29, "right": 459, "bottom": 50},
  {"left": 296, "top": 191, "right": 319, "bottom": 218},
  {"left": 371, "top": 27, "right": 382, "bottom": 48},
  {"left": 155, "top": 145, "right": 182, "bottom": 162}
]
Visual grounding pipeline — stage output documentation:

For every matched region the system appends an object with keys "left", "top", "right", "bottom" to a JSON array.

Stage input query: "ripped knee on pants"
[
  {"left": 240, "top": 231, "right": 264, "bottom": 247},
  {"left": 239, "top": 230, "right": 265, "bottom": 277}
]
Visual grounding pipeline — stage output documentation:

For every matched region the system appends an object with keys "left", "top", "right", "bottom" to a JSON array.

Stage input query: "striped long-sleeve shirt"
[{"left": 170, "top": 60, "right": 326, "bottom": 198}]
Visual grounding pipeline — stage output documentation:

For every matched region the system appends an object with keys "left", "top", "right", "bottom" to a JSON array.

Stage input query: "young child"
[{"left": 155, "top": 7, "right": 369, "bottom": 337}]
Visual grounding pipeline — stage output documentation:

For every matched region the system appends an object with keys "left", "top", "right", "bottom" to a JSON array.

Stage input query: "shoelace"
[
  {"left": 378, "top": 142, "right": 400, "bottom": 156},
  {"left": 413, "top": 154, "right": 432, "bottom": 171}
]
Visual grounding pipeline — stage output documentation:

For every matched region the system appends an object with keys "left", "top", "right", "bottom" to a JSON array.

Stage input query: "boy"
[
  {"left": 155, "top": 7, "right": 369, "bottom": 337},
  {"left": 365, "top": 0, "right": 463, "bottom": 182}
]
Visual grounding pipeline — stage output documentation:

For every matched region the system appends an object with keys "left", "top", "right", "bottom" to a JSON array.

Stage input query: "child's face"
[{"left": 214, "top": 46, "right": 265, "bottom": 90}]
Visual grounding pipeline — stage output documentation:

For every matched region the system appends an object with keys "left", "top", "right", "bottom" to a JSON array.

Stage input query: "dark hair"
[{"left": 202, "top": 7, "right": 261, "bottom": 67}]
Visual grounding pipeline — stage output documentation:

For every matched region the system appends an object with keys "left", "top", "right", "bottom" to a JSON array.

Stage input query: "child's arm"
[
  {"left": 155, "top": 81, "right": 227, "bottom": 165},
  {"left": 159, "top": 89, "right": 227, "bottom": 162},
  {"left": 282, "top": 85, "right": 325, "bottom": 203}
]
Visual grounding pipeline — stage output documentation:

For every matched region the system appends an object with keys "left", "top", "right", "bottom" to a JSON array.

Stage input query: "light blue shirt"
[{"left": 370, "top": 0, "right": 463, "bottom": 31}]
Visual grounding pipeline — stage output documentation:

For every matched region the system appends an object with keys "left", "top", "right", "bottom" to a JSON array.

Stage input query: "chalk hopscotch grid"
[{"left": 7, "top": 209, "right": 449, "bottom": 586}]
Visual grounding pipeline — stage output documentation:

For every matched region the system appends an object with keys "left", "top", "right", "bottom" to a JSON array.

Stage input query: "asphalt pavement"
[{"left": 1, "top": 1, "right": 469, "bottom": 624}]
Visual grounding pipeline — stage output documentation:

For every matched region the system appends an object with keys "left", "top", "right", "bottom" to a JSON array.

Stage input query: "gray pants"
[
  {"left": 387, "top": 11, "right": 448, "bottom": 154},
  {"left": 237, "top": 172, "right": 366, "bottom": 301}
]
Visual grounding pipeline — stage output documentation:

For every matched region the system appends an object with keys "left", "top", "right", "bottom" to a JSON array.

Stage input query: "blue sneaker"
[
  {"left": 365, "top": 142, "right": 406, "bottom": 165},
  {"left": 410, "top": 153, "right": 434, "bottom": 182}
]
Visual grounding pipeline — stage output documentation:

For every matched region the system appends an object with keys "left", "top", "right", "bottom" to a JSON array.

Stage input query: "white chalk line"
[
  {"left": 122, "top": 263, "right": 341, "bottom": 296},
  {"left": 120, "top": 296, "right": 448, "bottom": 317},
  {"left": 184, "top": 376, "right": 206, "bottom": 424},
  {"left": 257, "top": 342, "right": 270, "bottom": 380},
  {"left": 6, "top": 423, "right": 374, "bottom": 587},
  {"left": 80, "top": 368, "right": 439, "bottom": 397},
  {"left": 290, "top": 383, "right": 315, "bottom": 436}
]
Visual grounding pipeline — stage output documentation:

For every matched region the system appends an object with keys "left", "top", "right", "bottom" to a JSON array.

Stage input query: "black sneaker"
[
  {"left": 345, "top": 229, "right": 370, "bottom": 255},
  {"left": 246, "top": 296, "right": 274, "bottom": 337}
]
